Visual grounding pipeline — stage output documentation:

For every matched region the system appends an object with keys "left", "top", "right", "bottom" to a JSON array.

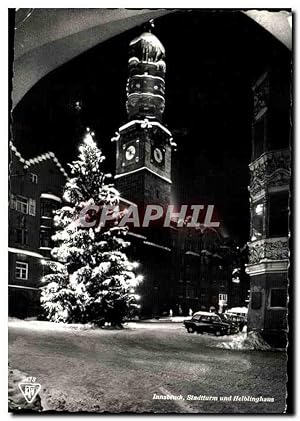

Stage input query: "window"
[
  {"left": 268, "top": 192, "right": 289, "bottom": 238},
  {"left": 15, "top": 261, "right": 28, "bottom": 280},
  {"left": 186, "top": 286, "right": 195, "bottom": 299},
  {"left": 40, "top": 199, "right": 57, "bottom": 218},
  {"left": 29, "top": 173, "right": 38, "bottom": 184},
  {"left": 10, "top": 195, "right": 16, "bottom": 210},
  {"left": 16, "top": 197, "right": 28, "bottom": 214},
  {"left": 200, "top": 293, "right": 206, "bottom": 304},
  {"left": 28, "top": 199, "right": 36, "bottom": 216},
  {"left": 40, "top": 229, "right": 51, "bottom": 248},
  {"left": 219, "top": 294, "right": 228, "bottom": 302},
  {"left": 253, "top": 115, "right": 266, "bottom": 160},
  {"left": 16, "top": 228, "right": 28, "bottom": 245},
  {"left": 251, "top": 291, "right": 262, "bottom": 310},
  {"left": 13, "top": 196, "right": 36, "bottom": 216},
  {"left": 270, "top": 288, "right": 287, "bottom": 308},
  {"left": 251, "top": 200, "right": 264, "bottom": 240}
]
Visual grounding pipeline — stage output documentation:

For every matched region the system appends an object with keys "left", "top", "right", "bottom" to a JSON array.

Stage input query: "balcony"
[{"left": 248, "top": 148, "right": 291, "bottom": 198}]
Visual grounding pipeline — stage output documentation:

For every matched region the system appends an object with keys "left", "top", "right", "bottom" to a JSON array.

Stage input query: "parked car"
[
  {"left": 223, "top": 313, "right": 247, "bottom": 332},
  {"left": 183, "top": 311, "right": 238, "bottom": 336}
]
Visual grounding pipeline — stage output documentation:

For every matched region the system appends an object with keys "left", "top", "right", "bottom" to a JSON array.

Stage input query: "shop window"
[{"left": 269, "top": 288, "right": 287, "bottom": 308}]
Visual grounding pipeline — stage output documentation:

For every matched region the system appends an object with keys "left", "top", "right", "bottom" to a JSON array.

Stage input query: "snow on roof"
[
  {"left": 129, "top": 32, "right": 165, "bottom": 56},
  {"left": 40, "top": 193, "right": 62, "bottom": 203},
  {"left": 227, "top": 307, "right": 248, "bottom": 314},
  {"left": 193, "top": 311, "right": 218, "bottom": 317},
  {"left": 9, "top": 141, "right": 26, "bottom": 164},
  {"left": 9, "top": 141, "right": 68, "bottom": 178}
]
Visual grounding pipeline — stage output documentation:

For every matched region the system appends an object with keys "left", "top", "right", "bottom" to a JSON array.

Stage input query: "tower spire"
[{"left": 126, "top": 28, "right": 166, "bottom": 122}]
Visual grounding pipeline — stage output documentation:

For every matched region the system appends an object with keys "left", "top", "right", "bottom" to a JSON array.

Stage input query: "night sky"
[{"left": 11, "top": 10, "right": 291, "bottom": 245}]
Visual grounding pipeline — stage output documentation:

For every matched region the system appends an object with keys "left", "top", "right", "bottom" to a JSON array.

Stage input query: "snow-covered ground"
[{"left": 8, "top": 318, "right": 287, "bottom": 413}]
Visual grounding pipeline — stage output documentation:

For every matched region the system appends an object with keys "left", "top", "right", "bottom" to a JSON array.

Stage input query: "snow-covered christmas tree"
[{"left": 40, "top": 129, "right": 142, "bottom": 326}]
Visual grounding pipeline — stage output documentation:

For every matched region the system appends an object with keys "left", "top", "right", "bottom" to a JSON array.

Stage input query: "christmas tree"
[{"left": 40, "top": 130, "right": 142, "bottom": 326}]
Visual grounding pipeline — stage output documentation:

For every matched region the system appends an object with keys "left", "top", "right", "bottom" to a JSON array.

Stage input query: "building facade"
[
  {"left": 8, "top": 142, "right": 68, "bottom": 318},
  {"left": 246, "top": 68, "right": 291, "bottom": 347},
  {"left": 9, "top": 30, "right": 249, "bottom": 320}
]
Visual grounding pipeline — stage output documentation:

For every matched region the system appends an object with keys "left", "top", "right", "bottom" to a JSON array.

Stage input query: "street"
[{"left": 8, "top": 320, "right": 287, "bottom": 413}]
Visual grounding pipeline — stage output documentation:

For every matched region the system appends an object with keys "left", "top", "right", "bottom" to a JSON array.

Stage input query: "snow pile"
[{"left": 217, "top": 332, "right": 272, "bottom": 351}]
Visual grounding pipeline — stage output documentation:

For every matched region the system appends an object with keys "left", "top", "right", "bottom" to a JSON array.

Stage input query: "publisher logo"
[{"left": 18, "top": 377, "right": 41, "bottom": 403}]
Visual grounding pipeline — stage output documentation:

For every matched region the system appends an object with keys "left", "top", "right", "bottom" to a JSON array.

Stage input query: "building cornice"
[
  {"left": 245, "top": 260, "right": 289, "bottom": 275},
  {"left": 118, "top": 119, "right": 172, "bottom": 137}
]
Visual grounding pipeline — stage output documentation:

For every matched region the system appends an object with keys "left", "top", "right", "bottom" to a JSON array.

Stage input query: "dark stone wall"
[{"left": 248, "top": 270, "right": 288, "bottom": 333}]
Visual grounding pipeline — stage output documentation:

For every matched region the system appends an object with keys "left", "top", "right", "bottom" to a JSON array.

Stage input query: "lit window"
[
  {"left": 255, "top": 203, "right": 264, "bottom": 215},
  {"left": 29, "top": 173, "right": 38, "bottom": 184},
  {"left": 15, "top": 261, "right": 28, "bottom": 280}
]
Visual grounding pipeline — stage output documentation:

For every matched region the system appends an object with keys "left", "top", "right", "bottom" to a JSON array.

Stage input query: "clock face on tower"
[
  {"left": 153, "top": 147, "right": 163, "bottom": 163},
  {"left": 125, "top": 145, "right": 136, "bottom": 161},
  {"left": 151, "top": 144, "right": 165, "bottom": 167}
]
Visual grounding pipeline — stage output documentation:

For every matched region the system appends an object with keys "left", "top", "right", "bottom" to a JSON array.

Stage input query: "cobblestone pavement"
[{"left": 8, "top": 320, "right": 287, "bottom": 413}]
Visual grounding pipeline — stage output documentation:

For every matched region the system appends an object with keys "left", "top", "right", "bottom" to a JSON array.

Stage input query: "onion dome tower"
[
  {"left": 113, "top": 24, "right": 176, "bottom": 209},
  {"left": 126, "top": 31, "right": 166, "bottom": 122}
]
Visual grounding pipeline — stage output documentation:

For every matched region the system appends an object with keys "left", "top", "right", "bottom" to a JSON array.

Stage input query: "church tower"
[{"left": 113, "top": 28, "right": 175, "bottom": 208}]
